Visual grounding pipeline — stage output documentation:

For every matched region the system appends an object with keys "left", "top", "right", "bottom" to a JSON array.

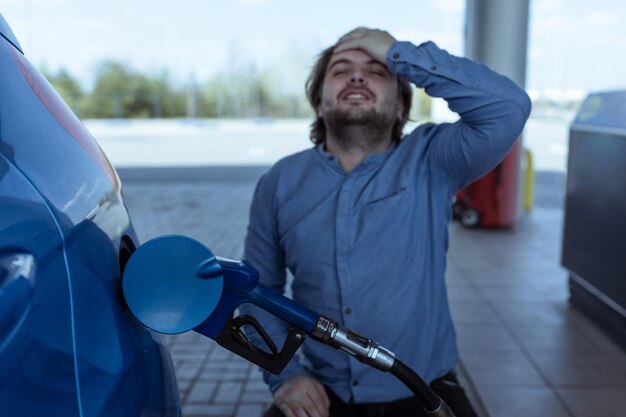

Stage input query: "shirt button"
[
  {"left": 352, "top": 380, "right": 359, "bottom": 386},
  {"left": 430, "top": 65, "right": 437, "bottom": 71},
  {"left": 345, "top": 308, "right": 352, "bottom": 315},
  {"left": 392, "top": 52, "right": 400, "bottom": 59},
  {"left": 328, "top": 155, "right": 334, "bottom": 161}
]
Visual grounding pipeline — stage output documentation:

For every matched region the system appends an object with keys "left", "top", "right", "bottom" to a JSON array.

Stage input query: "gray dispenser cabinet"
[{"left": 562, "top": 90, "right": 626, "bottom": 349}]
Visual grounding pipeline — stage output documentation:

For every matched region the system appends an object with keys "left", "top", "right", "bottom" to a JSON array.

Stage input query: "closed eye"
[{"left": 365, "top": 61, "right": 389, "bottom": 77}]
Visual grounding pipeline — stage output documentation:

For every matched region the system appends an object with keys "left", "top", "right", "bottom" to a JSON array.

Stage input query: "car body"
[{"left": 0, "top": 13, "right": 179, "bottom": 416}]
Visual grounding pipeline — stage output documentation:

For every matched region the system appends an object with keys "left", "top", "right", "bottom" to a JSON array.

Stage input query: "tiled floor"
[
  {"left": 447, "top": 209, "right": 626, "bottom": 417},
  {"left": 122, "top": 172, "right": 626, "bottom": 417}
]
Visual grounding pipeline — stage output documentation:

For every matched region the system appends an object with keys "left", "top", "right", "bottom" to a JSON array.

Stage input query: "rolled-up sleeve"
[{"left": 387, "top": 41, "right": 532, "bottom": 189}]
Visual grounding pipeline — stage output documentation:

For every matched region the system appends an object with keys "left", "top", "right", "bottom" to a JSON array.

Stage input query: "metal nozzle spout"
[{"left": 310, "top": 316, "right": 396, "bottom": 372}]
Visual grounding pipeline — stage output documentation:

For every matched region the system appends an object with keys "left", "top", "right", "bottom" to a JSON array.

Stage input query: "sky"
[{"left": 2, "top": 0, "right": 625, "bottom": 96}]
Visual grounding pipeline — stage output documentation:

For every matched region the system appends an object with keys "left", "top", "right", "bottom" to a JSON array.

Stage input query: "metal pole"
[
  {"left": 463, "top": 0, "right": 531, "bottom": 227},
  {"left": 465, "top": 0, "right": 530, "bottom": 88}
]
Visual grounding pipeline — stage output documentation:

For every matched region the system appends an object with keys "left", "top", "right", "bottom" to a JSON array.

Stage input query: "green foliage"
[
  {"left": 83, "top": 61, "right": 153, "bottom": 118},
  {"left": 41, "top": 60, "right": 315, "bottom": 119},
  {"left": 42, "top": 67, "right": 84, "bottom": 115}
]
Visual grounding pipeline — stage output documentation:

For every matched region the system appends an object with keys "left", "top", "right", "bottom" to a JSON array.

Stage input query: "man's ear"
[{"left": 396, "top": 99, "right": 404, "bottom": 121}]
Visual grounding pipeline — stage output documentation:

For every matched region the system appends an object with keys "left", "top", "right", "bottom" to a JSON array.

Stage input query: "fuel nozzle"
[
  {"left": 123, "top": 235, "right": 455, "bottom": 416},
  {"left": 310, "top": 316, "right": 396, "bottom": 371}
]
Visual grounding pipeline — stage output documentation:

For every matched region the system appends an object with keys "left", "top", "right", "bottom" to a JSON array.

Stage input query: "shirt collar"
[{"left": 315, "top": 142, "right": 397, "bottom": 175}]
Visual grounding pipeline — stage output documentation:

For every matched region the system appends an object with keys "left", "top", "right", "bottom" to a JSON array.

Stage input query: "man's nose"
[{"left": 349, "top": 70, "right": 367, "bottom": 85}]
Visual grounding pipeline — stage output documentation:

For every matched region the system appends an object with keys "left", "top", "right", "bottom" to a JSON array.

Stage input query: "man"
[{"left": 243, "top": 27, "right": 531, "bottom": 417}]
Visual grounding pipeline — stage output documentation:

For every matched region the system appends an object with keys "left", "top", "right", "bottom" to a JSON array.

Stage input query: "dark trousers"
[{"left": 264, "top": 371, "right": 480, "bottom": 417}]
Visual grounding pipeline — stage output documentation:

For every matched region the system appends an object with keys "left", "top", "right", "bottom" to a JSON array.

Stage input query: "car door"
[{"left": 0, "top": 151, "right": 81, "bottom": 417}]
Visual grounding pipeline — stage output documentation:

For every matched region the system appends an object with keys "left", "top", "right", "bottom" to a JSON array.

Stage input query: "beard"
[{"left": 323, "top": 106, "right": 396, "bottom": 151}]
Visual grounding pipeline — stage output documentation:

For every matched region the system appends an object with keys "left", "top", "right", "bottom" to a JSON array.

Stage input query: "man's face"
[{"left": 318, "top": 49, "right": 402, "bottom": 123}]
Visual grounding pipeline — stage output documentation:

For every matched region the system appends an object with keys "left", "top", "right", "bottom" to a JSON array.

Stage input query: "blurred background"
[
  {"left": 3, "top": 2, "right": 626, "bottom": 416},
  {"left": 3, "top": 0, "right": 625, "bottom": 171}
]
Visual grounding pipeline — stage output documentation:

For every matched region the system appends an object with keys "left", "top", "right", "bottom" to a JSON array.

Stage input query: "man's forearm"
[
  {"left": 387, "top": 40, "right": 531, "bottom": 186},
  {"left": 387, "top": 40, "right": 531, "bottom": 126}
]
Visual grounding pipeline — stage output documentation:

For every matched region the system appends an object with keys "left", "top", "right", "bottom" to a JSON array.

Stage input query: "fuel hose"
[
  {"left": 389, "top": 359, "right": 455, "bottom": 417},
  {"left": 311, "top": 315, "right": 456, "bottom": 417}
]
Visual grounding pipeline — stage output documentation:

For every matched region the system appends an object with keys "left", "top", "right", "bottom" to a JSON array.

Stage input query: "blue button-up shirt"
[{"left": 242, "top": 41, "right": 531, "bottom": 403}]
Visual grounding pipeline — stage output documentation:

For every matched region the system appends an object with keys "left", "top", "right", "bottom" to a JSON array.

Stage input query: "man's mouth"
[{"left": 339, "top": 88, "right": 374, "bottom": 102}]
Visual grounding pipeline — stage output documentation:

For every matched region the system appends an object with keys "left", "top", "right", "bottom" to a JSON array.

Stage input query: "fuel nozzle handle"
[{"left": 310, "top": 316, "right": 456, "bottom": 417}]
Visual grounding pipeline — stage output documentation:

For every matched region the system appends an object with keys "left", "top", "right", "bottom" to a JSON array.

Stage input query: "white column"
[{"left": 465, "top": 0, "right": 530, "bottom": 87}]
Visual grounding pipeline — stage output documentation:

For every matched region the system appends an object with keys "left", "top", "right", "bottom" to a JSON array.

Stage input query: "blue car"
[{"left": 0, "top": 13, "right": 179, "bottom": 416}]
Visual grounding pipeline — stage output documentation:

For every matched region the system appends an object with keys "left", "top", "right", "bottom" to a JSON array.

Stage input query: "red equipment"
[{"left": 453, "top": 139, "right": 522, "bottom": 228}]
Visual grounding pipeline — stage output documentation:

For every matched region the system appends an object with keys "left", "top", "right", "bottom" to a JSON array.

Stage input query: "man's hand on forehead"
[{"left": 334, "top": 27, "right": 397, "bottom": 66}]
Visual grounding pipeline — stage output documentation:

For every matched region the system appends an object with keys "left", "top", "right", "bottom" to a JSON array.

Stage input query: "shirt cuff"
[{"left": 386, "top": 40, "right": 440, "bottom": 87}]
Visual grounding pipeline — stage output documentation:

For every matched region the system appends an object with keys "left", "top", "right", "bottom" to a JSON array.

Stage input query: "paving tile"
[
  {"left": 527, "top": 275, "right": 569, "bottom": 291},
  {"left": 529, "top": 350, "right": 626, "bottom": 386},
  {"left": 449, "top": 301, "right": 501, "bottom": 325},
  {"left": 445, "top": 277, "right": 476, "bottom": 289},
  {"left": 170, "top": 331, "right": 201, "bottom": 345},
  {"left": 472, "top": 267, "right": 566, "bottom": 286},
  {"left": 449, "top": 256, "right": 504, "bottom": 272},
  {"left": 477, "top": 387, "right": 570, "bottom": 417},
  {"left": 192, "top": 337, "right": 220, "bottom": 351},
  {"left": 550, "top": 303, "right": 608, "bottom": 329},
  {"left": 556, "top": 387, "right": 626, "bottom": 417},
  {"left": 508, "top": 322, "right": 598, "bottom": 353},
  {"left": 177, "top": 378, "right": 193, "bottom": 392},
  {"left": 183, "top": 403, "right": 236, "bottom": 416},
  {"left": 455, "top": 323, "right": 522, "bottom": 352},
  {"left": 211, "top": 348, "right": 241, "bottom": 361},
  {"left": 177, "top": 361, "right": 203, "bottom": 379},
  {"left": 576, "top": 319, "right": 626, "bottom": 352},
  {"left": 250, "top": 366, "right": 265, "bottom": 376},
  {"left": 446, "top": 285, "right": 486, "bottom": 302},
  {"left": 235, "top": 404, "right": 266, "bottom": 417},
  {"left": 479, "top": 286, "right": 552, "bottom": 303},
  {"left": 245, "top": 379, "right": 269, "bottom": 392},
  {"left": 457, "top": 262, "right": 518, "bottom": 280},
  {"left": 204, "top": 360, "right": 250, "bottom": 372},
  {"left": 444, "top": 263, "right": 470, "bottom": 283},
  {"left": 200, "top": 367, "right": 249, "bottom": 381},
  {"left": 170, "top": 349, "right": 209, "bottom": 360},
  {"left": 490, "top": 301, "right": 567, "bottom": 325},
  {"left": 241, "top": 390, "right": 274, "bottom": 403},
  {"left": 214, "top": 382, "right": 244, "bottom": 403},
  {"left": 187, "top": 381, "right": 218, "bottom": 403},
  {"left": 462, "top": 351, "right": 546, "bottom": 386},
  {"left": 179, "top": 389, "right": 189, "bottom": 401}
]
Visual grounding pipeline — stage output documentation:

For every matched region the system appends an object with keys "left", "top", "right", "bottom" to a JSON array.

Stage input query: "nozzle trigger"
[{"left": 215, "top": 315, "right": 305, "bottom": 375}]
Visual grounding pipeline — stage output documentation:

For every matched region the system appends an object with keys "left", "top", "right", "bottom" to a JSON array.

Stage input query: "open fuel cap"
[{"left": 122, "top": 235, "right": 223, "bottom": 334}]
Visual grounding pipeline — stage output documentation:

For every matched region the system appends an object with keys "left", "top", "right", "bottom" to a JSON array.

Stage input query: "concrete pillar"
[
  {"left": 461, "top": 0, "right": 530, "bottom": 227},
  {"left": 465, "top": 0, "right": 530, "bottom": 87}
]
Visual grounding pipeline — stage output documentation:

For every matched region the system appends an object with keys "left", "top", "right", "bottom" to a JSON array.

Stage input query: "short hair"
[{"left": 305, "top": 45, "right": 413, "bottom": 145}]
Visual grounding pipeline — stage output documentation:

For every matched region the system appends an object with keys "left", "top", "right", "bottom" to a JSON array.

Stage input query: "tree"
[
  {"left": 39, "top": 57, "right": 317, "bottom": 119},
  {"left": 42, "top": 68, "right": 84, "bottom": 116},
  {"left": 82, "top": 60, "right": 175, "bottom": 118}
]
